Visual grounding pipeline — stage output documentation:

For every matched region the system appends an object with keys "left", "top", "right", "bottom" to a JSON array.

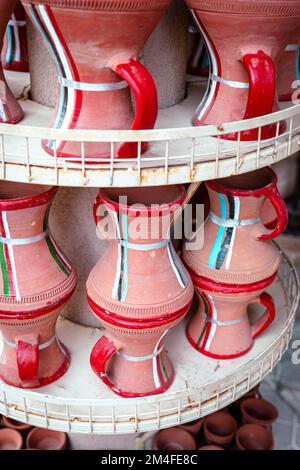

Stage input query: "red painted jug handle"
[
  {"left": 259, "top": 184, "right": 288, "bottom": 240},
  {"left": 243, "top": 50, "right": 275, "bottom": 121},
  {"left": 250, "top": 292, "right": 275, "bottom": 339},
  {"left": 112, "top": 58, "right": 158, "bottom": 158},
  {"left": 90, "top": 335, "right": 118, "bottom": 392},
  {"left": 16, "top": 336, "right": 39, "bottom": 382}
]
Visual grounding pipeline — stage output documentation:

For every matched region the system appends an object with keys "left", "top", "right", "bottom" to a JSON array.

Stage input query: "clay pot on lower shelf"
[
  {"left": 179, "top": 418, "right": 203, "bottom": 436},
  {"left": 153, "top": 428, "right": 196, "bottom": 451},
  {"left": 203, "top": 412, "right": 238, "bottom": 448},
  {"left": 240, "top": 399, "right": 278, "bottom": 427},
  {"left": 198, "top": 445, "right": 224, "bottom": 450},
  {"left": 2, "top": 417, "right": 32, "bottom": 436},
  {"left": 26, "top": 428, "right": 67, "bottom": 450},
  {"left": 0, "top": 428, "right": 23, "bottom": 450},
  {"left": 236, "top": 424, "right": 274, "bottom": 450}
]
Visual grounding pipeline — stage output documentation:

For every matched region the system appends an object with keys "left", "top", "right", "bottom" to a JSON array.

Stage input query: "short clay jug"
[
  {"left": 2, "top": 1, "right": 29, "bottom": 72},
  {"left": 179, "top": 418, "right": 203, "bottom": 436},
  {"left": 0, "top": 182, "right": 76, "bottom": 388},
  {"left": 22, "top": 0, "right": 172, "bottom": 160},
  {"left": 153, "top": 427, "right": 196, "bottom": 451},
  {"left": 183, "top": 167, "right": 287, "bottom": 285},
  {"left": 185, "top": 0, "right": 300, "bottom": 140},
  {"left": 186, "top": 273, "right": 276, "bottom": 359},
  {"left": 26, "top": 428, "right": 67, "bottom": 450},
  {"left": 203, "top": 411, "right": 237, "bottom": 447},
  {"left": 0, "top": 428, "right": 23, "bottom": 450},
  {"left": 2, "top": 417, "right": 32, "bottom": 436},
  {"left": 278, "top": 37, "right": 300, "bottom": 102},
  {"left": 88, "top": 185, "right": 193, "bottom": 397},
  {"left": 240, "top": 398, "right": 278, "bottom": 427},
  {"left": 235, "top": 424, "right": 274, "bottom": 450},
  {"left": 0, "top": 0, "right": 24, "bottom": 123}
]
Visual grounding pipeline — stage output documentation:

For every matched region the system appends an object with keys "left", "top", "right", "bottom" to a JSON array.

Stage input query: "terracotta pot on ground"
[
  {"left": 236, "top": 424, "right": 274, "bottom": 450},
  {"left": 203, "top": 411, "right": 238, "bottom": 447},
  {"left": 240, "top": 398, "right": 278, "bottom": 427},
  {"left": 22, "top": 0, "right": 172, "bottom": 160},
  {"left": 0, "top": 428, "right": 23, "bottom": 450},
  {"left": 179, "top": 418, "right": 203, "bottom": 436},
  {"left": 0, "top": 0, "right": 24, "bottom": 124},
  {"left": 26, "top": 428, "right": 67, "bottom": 450},
  {"left": 184, "top": 0, "right": 300, "bottom": 140},
  {"left": 2, "top": 417, "right": 32, "bottom": 436},
  {"left": 2, "top": 1, "right": 29, "bottom": 72},
  {"left": 198, "top": 445, "right": 224, "bottom": 450},
  {"left": 153, "top": 427, "right": 196, "bottom": 451}
]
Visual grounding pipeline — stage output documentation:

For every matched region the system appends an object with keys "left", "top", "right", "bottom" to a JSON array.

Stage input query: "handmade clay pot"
[
  {"left": 186, "top": 274, "right": 276, "bottom": 359},
  {"left": 2, "top": 2, "right": 29, "bottom": 72},
  {"left": 0, "top": 0, "right": 24, "bottom": 123},
  {"left": 203, "top": 411, "right": 237, "bottom": 447},
  {"left": 88, "top": 185, "right": 194, "bottom": 396},
  {"left": 183, "top": 168, "right": 287, "bottom": 285},
  {"left": 26, "top": 428, "right": 67, "bottom": 450},
  {"left": 0, "top": 182, "right": 76, "bottom": 388},
  {"left": 0, "top": 428, "right": 23, "bottom": 450},
  {"left": 240, "top": 398, "right": 278, "bottom": 427},
  {"left": 235, "top": 424, "right": 274, "bottom": 450},
  {"left": 185, "top": 0, "right": 300, "bottom": 140},
  {"left": 22, "top": 0, "right": 171, "bottom": 160},
  {"left": 2, "top": 417, "right": 32, "bottom": 436},
  {"left": 278, "top": 39, "right": 300, "bottom": 102},
  {"left": 179, "top": 418, "right": 203, "bottom": 436},
  {"left": 153, "top": 427, "right": 196, "bottom": 451}
]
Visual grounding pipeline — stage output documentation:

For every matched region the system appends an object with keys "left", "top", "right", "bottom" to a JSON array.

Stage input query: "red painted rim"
[
  {"left": 0, "top": 186, "right": 58, "bottom": 211},
  {"left": 87, "top": 295, "right": 190, "bottom": 329},
  {"left": 206, "top": 167, "right": 277, "bottom": 198},
  {"left": 188, "top": 268, "right": 277, "bottom": 294}
]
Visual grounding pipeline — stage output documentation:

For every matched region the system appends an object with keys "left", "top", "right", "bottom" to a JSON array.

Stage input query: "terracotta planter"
[
  {"left": 0, "top": 182, "right": 76, "bottom": 388},
  {"left": 26, "top": 428, "right": 67, "bottom": 450},
  {"left": 203, "top": 411, "right": 237, "bottom": 447},
  {"left": 153, "top": 427, "right": 196, "bottom": 450},
  {"left": 22, "top": 0, "right": 171, "bottom": 160},
  {"left": 183, "top": 168, "right": 287, "bottom": 285},
  {"left": 198, "top": 445, "right": 224, "bottom": 450},
  {"left": 88, "top": 185, "right": 193, "bottom": 397},
  {"left": 240, "top": 398, "right": 278, "bottom": 427},
  {"left": 186, "top": 274, "right": 276, "bottom": 359},
  {"left": 278, "top": 39, "right": 300, "bottom": 102},
  {"left": 179, "top": 418, "right": 203, "bottom": 436},
  {"left": 0, "top": 0, "right": 24, "bottom": 123},
  {"left": 236, "top": 424, "right": 274, "bottom": 450},
  {"left": 0, "top": 428, "right": 23, "bottom": 450},
  {"left": 2, "top": 417, "right": 32, "bottom": 435},
  {"left": 185, "top": 0, "right": 300, "bottom": 140},
  {"left": 2, "top": 1, "right": 29, "bottom": 72}
]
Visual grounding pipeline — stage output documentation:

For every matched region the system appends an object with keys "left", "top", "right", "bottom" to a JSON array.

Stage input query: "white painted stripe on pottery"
[
  {"left": 111, "top": 211, "right": 122, "bottom": 301},
  {"left": 209, "top": 211, "right": 260, "bottom": 228},
  {"left": 153, "top": 329, "right": 168, "bottom": 390},
  {"left": 204, "top": 294, "right": 217, "bottom": 352},
  {"left": 225, "top": 196, "right": 240, "bottom": 271},
  {"left": 167, "top": 242, "right": 185, "bottom": 289},
  {"left": 4, "top": 334, "right": 56, "bottom": 350},
  {"left": 117, "top": 345, "right": 164, "bottom": 362},
  {"left": 10, "top": 14, "right": 21, "bottom": 62},
  {"left": 58, "top": 76, "right": 128, "bottom": 92},
  {"left": 118, "top": 238, "right": 169, "bottom": 251},
  {"left": 286, "top": 44, "right": 300, "bottom": 52},
  {"left": 201, "top": 312, "right": 244, "bottom": 326},
  {"left": 0, "top": 230, "right": 48, "bottom": 245},
  {"left": 211, "top": 74, "right": 249, "bottom": 89},
  {"left": 2, "top": 211, "right": 21, "bottom": 301}
]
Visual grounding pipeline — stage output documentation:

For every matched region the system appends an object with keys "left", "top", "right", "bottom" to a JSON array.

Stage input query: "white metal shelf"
[
  {"left": 0, "top": 71, "right": 299, "bottom": 187},
  {"left": 0, "top": 247, "right": 298, "bottom": 435}
]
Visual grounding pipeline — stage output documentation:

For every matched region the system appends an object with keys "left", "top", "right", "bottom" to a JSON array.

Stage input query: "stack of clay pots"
[
  {"left": 0, "top": 415, "right": 67, "bottom": 450},
  {"left": 153, "top": 386, "right": 278, "bottom": 451},
  {"left": 182, "top": 167, "right": 288, "bottom": 360}
]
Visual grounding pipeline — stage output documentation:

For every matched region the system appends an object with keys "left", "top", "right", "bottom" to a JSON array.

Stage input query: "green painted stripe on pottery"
[
  {"left": 196, "top": 294, "right": 209, "bottom": 348},
  {"left": 160, "top": 352, "right": 169, "bottom": 382},
  {"left": 0, "top": 242, "right": 10, "bottom": 297},
  {"left": 43, "top": 205, "right": 69, "bottom": 276}
]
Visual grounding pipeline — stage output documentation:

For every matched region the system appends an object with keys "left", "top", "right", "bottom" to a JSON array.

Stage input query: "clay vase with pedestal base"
[
  {"left": 0, "top": 182, "right": 76, "bottom": 388},
  {"left": 2, "top": 2, "right": 29, "bottom": 72},
  {"left": 0, "top": 0, "right": 24, "bottom": 123},
  {"left": 87, "top": 185, "right": 194, "bottom": 397},
  {"left": 278, "top": 38, "right": 300, "bottom": 102},
  {"left": 186, "top": 273, "right": 276, "bottom": 359},
  {"left": 182, "top": 168, "right": 287, "bottom": 285},
  {"left": 185, "top": 0, "right": 300, "bottom": 140},
  {"left": 22, "top": 0, "right": 172, "bottom": 160}
]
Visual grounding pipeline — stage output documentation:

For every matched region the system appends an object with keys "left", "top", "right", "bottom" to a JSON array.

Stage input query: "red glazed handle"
[
  {"left": 90, "top": 335, "right": 117, "bottom": 391},
  {"left": 259, "top": 185, "right": 288, "bottom": 240},
  {"left": 16, "top": 337, "right": 39, "bottom": 382},
  {"left": 113, "top": 58, "right": 158, "bottom": 158},
  {"left": 250, "top": 292, "right": 275, "bottom": 339},
  {"left": 243, "top": 50, "right": 276, "bottom": 121}
]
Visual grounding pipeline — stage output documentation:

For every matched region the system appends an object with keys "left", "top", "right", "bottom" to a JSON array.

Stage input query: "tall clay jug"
[{"left": 2, "top": 1, "right": 29, "bottom": 72}]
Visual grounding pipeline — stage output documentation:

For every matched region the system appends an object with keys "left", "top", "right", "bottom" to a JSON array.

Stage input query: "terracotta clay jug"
[
  {"left": 278, "top": 39, "right": 300, "bottom": 102},
  {"left": 2, "top": 2, "right": 29, "bottom": 72},
  {"left": 22, "top": 0, "right": 171, "bottom": 160},
  {"left": 186, "top": 273, "right": 276, "bottom": 359},
  {"left": 183, "top": 168, "right": 287, "bottom": 285},
  {"left": 0, "top": 182, "right": 76, "bottom": 388},
  {"left": 87, "top": 185, "right": 194, "bottom": 396},
  {"left": 0, "top": 0, "right": 24, "bottom": 123},
  {"left": 185, "top": 0, "right": 300, "bottom": 140}
]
